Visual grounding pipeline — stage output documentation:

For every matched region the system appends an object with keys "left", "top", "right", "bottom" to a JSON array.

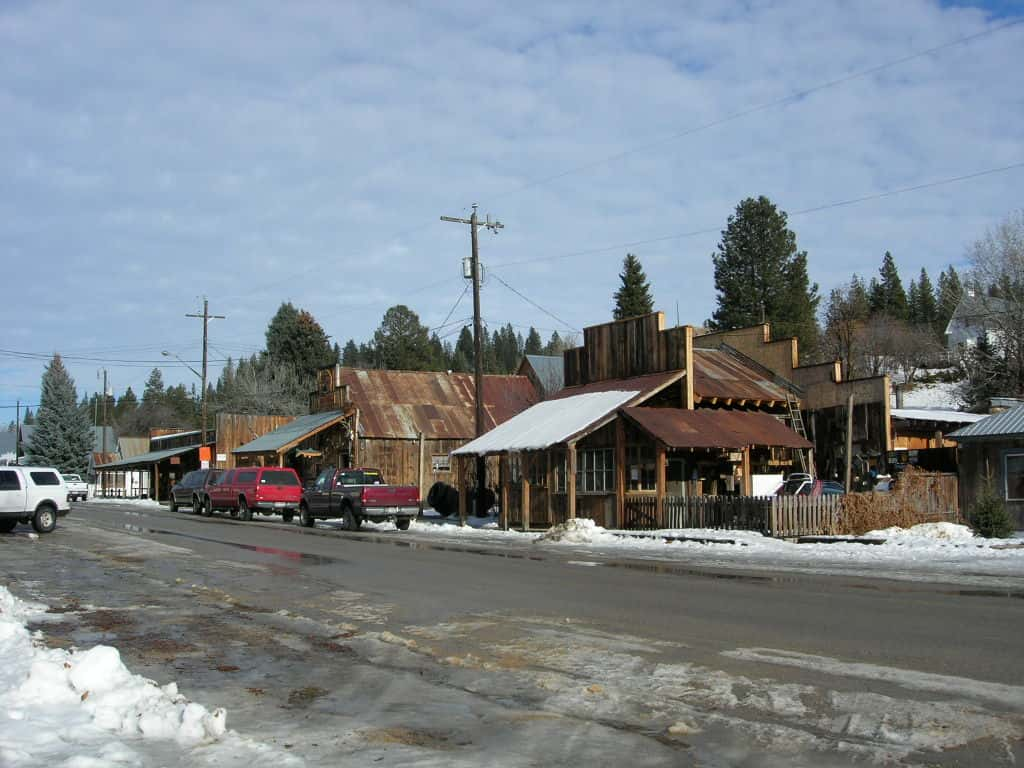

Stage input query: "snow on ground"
[
  {"left": 0, "top": 586, "right": 301, "bottom": 767},
  {"left": 895, "top": 378, "right": 964, "bottom": 410}
]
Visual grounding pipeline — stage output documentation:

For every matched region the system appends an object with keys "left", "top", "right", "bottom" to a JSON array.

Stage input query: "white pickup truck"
[
  {"left": 0, "top": 466, "right": 71, "bottom": 533},
  {"left": 62, "top": 473, "right": 88, "bottom": 502}
]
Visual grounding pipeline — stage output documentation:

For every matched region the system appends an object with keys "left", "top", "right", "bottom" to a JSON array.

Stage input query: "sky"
[{"left": 1, "top": 0, "right": 1022, "bottom": 415}]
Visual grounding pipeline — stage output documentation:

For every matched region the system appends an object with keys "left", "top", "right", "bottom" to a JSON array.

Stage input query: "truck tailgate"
[{"left": 361, "top": 485, "right": 419, "bottom": 507}]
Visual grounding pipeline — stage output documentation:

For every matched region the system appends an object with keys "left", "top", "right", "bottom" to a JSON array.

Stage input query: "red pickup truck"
[
  {"left": 299, "top": 467, "right": 419, "bottom": 530},
  {"left": 201, "top": 467, "right": 303, "bottom": 522}
]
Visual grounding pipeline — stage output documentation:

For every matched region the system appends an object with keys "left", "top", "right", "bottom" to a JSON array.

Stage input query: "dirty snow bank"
[
  {"left": 0, "top": 586, "right": 297, "bottom": 767},
  {"left": 864, "top": 522, "right": 976, "bottom": 542}
]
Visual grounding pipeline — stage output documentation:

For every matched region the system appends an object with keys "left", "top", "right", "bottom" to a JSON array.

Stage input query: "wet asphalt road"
[{"left": 4, "top": 501, "right": 1024, "bottom": 767}]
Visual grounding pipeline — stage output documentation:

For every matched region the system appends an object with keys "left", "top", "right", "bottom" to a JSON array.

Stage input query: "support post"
[
  {"left": 615, "top": 417, "right": 626, "bottom": 528},
  {"left": 741, "top": 447, "right": 752, "bottom": 496},
  {"left": 352, "top": 408, "right": 360, "bottom": 466},
  {"left": 567, "top": 443, "right": 577, "bottom": 520},
  {"left": 546, "top": 450, "right": 554, "bottom": 523},
  {"left": 655, "top": 442, "right": 666, "bottom": 526},
  {"left": 457, "top": 455, "right": 468, "bottom": 527},
  {"left": 845, "top": 393, "right": 855, "bottom": 492},
  {"left": 418, "top": 431, "right": 425, "bottom": 511},
  {"left": 500, "top": 454, "right": 509, "bottom": 531},
  {"left": 521, "top": 453, "right": 531, "bottom": 532}
]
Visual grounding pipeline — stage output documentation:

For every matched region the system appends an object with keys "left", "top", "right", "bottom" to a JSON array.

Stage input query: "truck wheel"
[
  {"left": 282, "top": 511, "right": 294, "bottom": 523},
  {"left": 191, "top": 495, "right": 203, "bottom": 514},
  {"left": 200, "top": 496, "right": 213, "bottom": 517},
  {"left": 238, "top": 498, "right": 252, "bottom": 522},
  {"left": 168, "top": 497, "right": 178, "bottom": 513},
  {"left": 299, "top": 504, "right": 314, "bottom": 528},
  {"left": 396, "top": 518, "right": 411, "bottom": 531},
  {"left": 0, "top": 519, "right": 17, "bottom": 533},
  {"left": 341, "top": 507, "right": 360, "bottom": 531},
  {"left": 32, "top": 504, "right": 57, "bottom": 534}
]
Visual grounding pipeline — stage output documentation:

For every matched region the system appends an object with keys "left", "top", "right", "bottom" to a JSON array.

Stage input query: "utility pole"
[
  {"left": 101, "top": 369, "right": 109, "bottom": 456},
  {"left": 441, "top": 205, "right": 503, "bottom": 516},
  {"left": 15, "top": 400, "right": 20, "bottom": 464},
  {"left": 186, "top": 298, "right": 226, "bottom": 451}
]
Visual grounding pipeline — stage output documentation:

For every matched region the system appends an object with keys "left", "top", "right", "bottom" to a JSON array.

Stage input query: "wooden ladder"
[{"left": 787, "top": 391, "right": 809, "bottom": 474}]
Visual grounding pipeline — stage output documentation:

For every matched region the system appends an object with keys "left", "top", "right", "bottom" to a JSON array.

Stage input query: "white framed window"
[
  {"left": 576, "top": 448, "right": 614, "bottom": 493},
  {"left": 1005, "top": 453, "right": 1024, "bottom": 501}
]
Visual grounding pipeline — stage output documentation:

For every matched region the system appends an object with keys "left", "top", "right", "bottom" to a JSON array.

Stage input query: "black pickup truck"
[{"left": 298, "top": 467, "right": 420, "bottom": 530}]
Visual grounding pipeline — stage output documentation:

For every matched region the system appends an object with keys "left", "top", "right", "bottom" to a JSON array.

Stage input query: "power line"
[
  {"left": 489, "top": 273, "right": 580, "bottom": 333},
  {"left": 486, "top": 18, "right": 1023, "bottom": 203},
  {"left": 0, "top": 348, "right": 233, "bottom": 366},
  {"left": 432, "top": 284, "right": 470, "bottom": 333},
  {"left": 490, "top": 160, "right": 1024, "bottom": 270}
]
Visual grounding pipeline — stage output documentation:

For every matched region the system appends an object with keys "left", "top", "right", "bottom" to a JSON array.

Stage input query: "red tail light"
[{"left": 361, "top": 487, "right": 370, "bottom": 502}]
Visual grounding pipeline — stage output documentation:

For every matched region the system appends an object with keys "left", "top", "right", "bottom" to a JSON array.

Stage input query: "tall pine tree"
[
  {"left": 708, "top": 196, "right": 819, "bottom": 349},
  {"left": 29, "top": 354, "right": 93, "bottom": 474},
  {"left": 524, "top": 327, "right": 543, "bottom": 355},
  {"left": 936, "top": 266, "right": 963, "bottom": 339},
  {"left": 612, "top": 253, "right": 655, "bottom": 320},
  {"left": 868, "top": 252, "right": 908, "bottom": 320}
]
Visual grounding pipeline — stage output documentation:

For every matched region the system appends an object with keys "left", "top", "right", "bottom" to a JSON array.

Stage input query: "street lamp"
[{"left": 162, "top": 350, "right": 208, "bottom": 449}]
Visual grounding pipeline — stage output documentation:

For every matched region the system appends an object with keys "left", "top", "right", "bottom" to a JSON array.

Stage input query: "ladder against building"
[{"left": 786, "top": 392, "right": 810, "bottom": 474}]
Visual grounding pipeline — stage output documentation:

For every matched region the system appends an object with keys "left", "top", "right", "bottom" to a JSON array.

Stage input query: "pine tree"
[
  {"left": 543, "top": 331, "right": 567, "bottom": 356},
  {"left": 914, "top": 267, "right": 938, "bottom": 331},
  {"left": 524, "top": 327, "right": 543, "bottom": 356},
  {"left": 708, "top": 196, "right": 819, "bottom": 349},
  {"left": 612, "top": 253, "right": 655, "bottom": 320},
  {"left": 868, "top": 252, "right": 908, "bottom": 320},
  {"left": 372, "top": 305, "right": 440, "bottom": 371},
  {"left": 265, "top": 302, "right": 335, "bottom": 380},
  {"left": 452, "top": 327, "right": 474, "bottom": 372},
  {"left": 341, "top": 340, "right": 360, "bottom": 367},
  {"left": 22, "top": 408, "right": 35, "bottom": 425},
  {"left": 822, "top": 275, "right": 871, "bottom": 379},
  {"left": 936, "top": 266, "right": 963, "bottom": 339},
  {"left": 29, "top": 354, "right": 93, "bottom": 474}
]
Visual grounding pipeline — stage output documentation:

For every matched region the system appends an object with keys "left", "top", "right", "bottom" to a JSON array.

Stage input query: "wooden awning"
[{"left": 620, "top": 407, "right": 812, "bottom": 450}]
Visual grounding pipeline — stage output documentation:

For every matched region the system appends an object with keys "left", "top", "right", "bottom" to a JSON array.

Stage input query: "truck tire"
[
  {"left": 341, "top": 506, "right": 360, "bottom": 531},
  {"left": 428, "top": 482, "right": 458, "bottom": 517},
  {"left": 0, "top": 519, "right": 17, "bottom": 533},
  {"left": 282, "top": 511, "right": 294, "bottom": 523},
  {"left": 238, "top": 498, "right": 252, "bottom": 522},
  {"left": 191, "top": 495, "right": 203, "bottom": 514},
  {"left": 200, "top": 496, "right": 213, "bottom": 517},
  {"left": 168, "top": 497, "right": 178, "bottom": 513},
  {"left": 299, "top": 503, "right": 314, "bottom": 528},
  {"left": 396, "top": 517, "right": 411, "bottom": 531},
  {"left": 32, "top": 504, "right": 57, "bottom": 534}
]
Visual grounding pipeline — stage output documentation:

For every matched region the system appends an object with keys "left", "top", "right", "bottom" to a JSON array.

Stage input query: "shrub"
[{"left": 969, "top": 482, "right": 1014, "bottom": 539}]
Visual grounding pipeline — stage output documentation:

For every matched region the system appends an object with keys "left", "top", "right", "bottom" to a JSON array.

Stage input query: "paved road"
[{"left": 4, "top": 501, "right": 1024, "bottom": 767}]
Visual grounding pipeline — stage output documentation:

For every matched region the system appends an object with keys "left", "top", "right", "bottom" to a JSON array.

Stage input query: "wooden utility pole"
[
  {"left": 15, "top": 400, "right": 20, "bottom": 464},
  {"left": 441, "top": 205, "right": 503, "bottom": 516},
  {"left": 101, "top": 369, "right": 109, "bottom": 456},
  {"left": 186, "top": 298, "right": 226, "bottom": 450},
  {"left": 844, "top": 393, "right": 855, "bottom": 492}
]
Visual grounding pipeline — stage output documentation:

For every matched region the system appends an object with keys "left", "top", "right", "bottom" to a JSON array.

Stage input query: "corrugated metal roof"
[
  {"left": 549, "top": 370, "right": 685, "bottom": 401},
  {"left": 522, "top": 354, "right": 565, "bottom": 394},
  {"left": 453, "top": 391, "right": 640, "bottom": 456},
  {"left": 339, "top": 369, "right": 538, "bottom": 440},
  {"left": 118, "top": 437, "right": 151, "bottom": 459},
  {"left": 96, "top": 444, "right": 197, "bottom": 469},
  {"left": 891, "top": 408, "right": 986, "bottom": 424},
  {"left": 621, "top": 407, "right": 812, "bottom": 450},
  {"left": 949, "top": 405, "right": 1024, "bottom": 440},
  {"left": 234, "top": 411, "right": 346, "bottom": 454},
  {"left": 692, "top": 349, "right": 790, "bottom": 403}
]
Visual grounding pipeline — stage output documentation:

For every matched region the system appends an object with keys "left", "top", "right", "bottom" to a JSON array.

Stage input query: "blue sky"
[{"left": 1, "top": 0, "right": 1022, "bottom": 414}]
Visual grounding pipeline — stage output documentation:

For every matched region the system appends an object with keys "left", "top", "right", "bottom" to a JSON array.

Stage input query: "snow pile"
[
  {"left": 865, "top": 522, "right": 977, "bottom": 543},
  {"left": 537, "top": 518, "right": 618, "bottom": 545},
  {"left": 0, "top": 586, "right": 227, "bottom": 766}
]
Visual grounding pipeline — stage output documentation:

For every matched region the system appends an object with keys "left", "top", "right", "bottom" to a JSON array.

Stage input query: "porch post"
[
  {"left": 655, "top": 441, "right": 666, "bottom": 526},
  {"left": 153, "top": 463, "right": 159, "bottom": 501},
  {"left": 567, "top": 443, "right": 577, "bottom": 520},
  {"left": 522, "top": 453, "right": 531, "bottom": 532},
  {"left": 418, "top": 431, "right": 425, "bottom": 510},
  {"left": 278, "top": 452, "right": 284, "bottom": 467},
  {"left": 615, "top": 417, "right": 626, "bottom": 528},
  {"left": 742, "top": 447, "right": 753, "bottom": 496},
  {"left": 457, "top": 454, "right": 468, "bottom": 527},
  {"left": 499, "top": 454, "right": 510, "bottom": 531},
  {"left": 352, "top": 408, "right": 361, "bottom": 466},
  {"left": 546, "top": 450, "right": 554, "bottom": 522}
]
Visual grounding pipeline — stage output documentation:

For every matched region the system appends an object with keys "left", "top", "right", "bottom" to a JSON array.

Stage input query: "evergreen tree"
[
  {"left": 372, "top": 305, "right": 440, "bottom": 371},
  {"left": 265, "top": 302, "right": 335, "bottom": 380},
  {"left": 142, "top": 368, "right": 166, "bottom": 406},
  {"left": 612, "top": 253, "right": 655, "bottom": 320},
  {"left": 708, "top": 196, "right": 819, "bottom": 349},
  {"left": 912, "top": 267, "right": 938, "bottom": 330},
  {"left": 936, "top": 266, "right": 963, "bottom": 339},
  {"left": 524, "top": 327, "right": 543, "bottom": 356},
  {"left": 543, "top": 331, "right": 567, "bottom": 356},
  {"left": 29, "top": 354, "right": 93, "bottom": 474},
  {"left": 822, "top": 275, "right": 871, "bottom": 379},
  {"left": 868, "top": 252, "right": 908, "bottom": 320},
  {"left": 452, "top": 327, "right": 474, "bottom": 373},
  {"left": 341, "top": 340, "right": 361, "bottom": 367},
  {"left": 22, "top": 408, "right": 35, "bottom": 425}
]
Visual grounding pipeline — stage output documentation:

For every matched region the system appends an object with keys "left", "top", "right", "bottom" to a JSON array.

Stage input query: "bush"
[{"left": 969, "top": 482, "right": 1014, "bottom": 539}]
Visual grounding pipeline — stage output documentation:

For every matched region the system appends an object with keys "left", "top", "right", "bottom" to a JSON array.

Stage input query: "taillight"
[{"left": 361, "top": 487, "right": 369, "bottom": 502}]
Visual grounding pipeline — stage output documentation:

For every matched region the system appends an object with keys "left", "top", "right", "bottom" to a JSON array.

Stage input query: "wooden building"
[
  {"left": 233, "top": 366, "right": 539, "bottom": 500},
  {"left": 950, "top": 405, "right": 1024, "bottom": 528}
]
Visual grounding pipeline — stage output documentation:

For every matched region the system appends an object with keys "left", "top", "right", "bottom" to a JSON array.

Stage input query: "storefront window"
[
  {"left": 1004, "top": 453, "right": 1024, "bottom": 500},
  {"left": 626, "top": 444, "right": 656, "bottom": 491},
  {"left": 577, "top": 448, "right": 614, "bottom": 492}
]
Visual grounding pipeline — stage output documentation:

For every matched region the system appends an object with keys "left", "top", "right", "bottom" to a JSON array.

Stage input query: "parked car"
[
  {"left": 201, "top": 467, "right": 302, "bottom": 522},
  {"left": 777, "top": 474, "right": 845, "bottom": 497},
  {"left": 299, "top": 467, "right": 420, "bottom": 530},
  {"left": 872, "top": 475, "right": 895, "bottom": 492},
  {"left": 61, "top": 473, "right": 89, "bottom": 502},
  {"left": 168, "top": 468, "right": 222, "bottom": 513},
  {"left": 0, "top": 466, "right": 71, "bottom": 534}
]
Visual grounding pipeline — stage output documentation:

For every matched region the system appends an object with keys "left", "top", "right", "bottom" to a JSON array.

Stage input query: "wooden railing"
[{"left": 624, "top": 493, "right": 842, "bottom": 537}]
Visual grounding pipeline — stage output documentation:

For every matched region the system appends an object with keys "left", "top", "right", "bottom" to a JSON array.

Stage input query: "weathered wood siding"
[
  {"left": 215, "top": 413, "right": 297, "bottom": 469},
  {"left": 564, "top": 313, "right": 692, "bottom": 386}
]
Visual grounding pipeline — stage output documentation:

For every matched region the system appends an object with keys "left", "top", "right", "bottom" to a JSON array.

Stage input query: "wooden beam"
[
  {"left": 710, "top": 397, "right": 718, "bottom": 405},
  {"left": 499, "top": 454, "right": 509, "bottom": 531},
  {"left": 417, "top": 431, "right": 425, "bottom": 511},
  {"left": 546, "top": 450, "right": 554, "bottom": 523},
  {"left": 457, "top": 455, "right": 467, "bottom": 527},
  {"left": 615, "top": 418, "right": 626, "bottom": 529},
  {"left": 567, "top": 444, "right": 577, "bottom": 520},
  {"left": 737, "top": 399, "right": 746, "bottom": 407},
  {"left": 521, "top": 453, "right": 531, "bottom": 532},
  {"left": 753, "top": 400, "right": 761, "bottom": 408},
  {"left": 352, "top": 408, "right": 360, "bottom": 466},
  {"left": 742, "top": 447, "right": 752, "bottom": 496},
  {"left": 724, "top": 398, "right": 733, "bottom": 406},
  {"left": 655, "top": 442, "right": 666, "bottom": 526}
]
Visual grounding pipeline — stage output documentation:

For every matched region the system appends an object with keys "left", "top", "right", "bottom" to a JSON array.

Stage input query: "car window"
[
  {"left": 206, "top": 470, "right": 222, "bottom": 484},
  {"left": 237, "top": 470, "right": 257, "bottom": 483},
  {"left": 184, "top": 471, "right": 202, "bottom": 486},
  {"left": 338, "top": 471, "right": 362, "bottom": 485},
  {"left": 364, "top": 471, "right": 382, "bottom": 485},
  {"left": 215, "top": 470, "right": 234, "bottom": 485},
  {"left": 260, "top": 470, "right": 298, "bottom": 486},
  {"left": 0, "top": 470, "right": 21, "bottom": 491},
  {"left": 315, "top": 469, "right": 333, "bottom": 490},
  {"left": 30, "top": 471, "right": 61, "bottom": 486}
]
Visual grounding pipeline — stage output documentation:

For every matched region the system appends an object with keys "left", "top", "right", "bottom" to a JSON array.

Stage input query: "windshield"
[{"left": 260, "top": 470, "right": 298, "bottom": 486}]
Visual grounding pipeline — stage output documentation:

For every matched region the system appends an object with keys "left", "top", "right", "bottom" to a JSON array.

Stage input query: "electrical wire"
[
  {"left": 431, "top": 284, "right": 470, "bottom": 332},
  {"left": 489, "top": 273, "right": 580, "bottom": 333},
  {"left": 490, "top": 160, "right": 1024, "bottom": 269}
]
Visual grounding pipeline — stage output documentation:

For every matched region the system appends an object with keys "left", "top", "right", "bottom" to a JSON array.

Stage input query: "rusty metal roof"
[
  {"left": 339, "top": 369, "right": 538, "bottom": 440},
  {"left": 621, "top": 407, "right": 812, "bottom": 449},
  {"left": 549, "top": 370, "right": 685, "bottom": 402},
  {"left": 692, "top": 349, "right": 790, "bottom": 403}
]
